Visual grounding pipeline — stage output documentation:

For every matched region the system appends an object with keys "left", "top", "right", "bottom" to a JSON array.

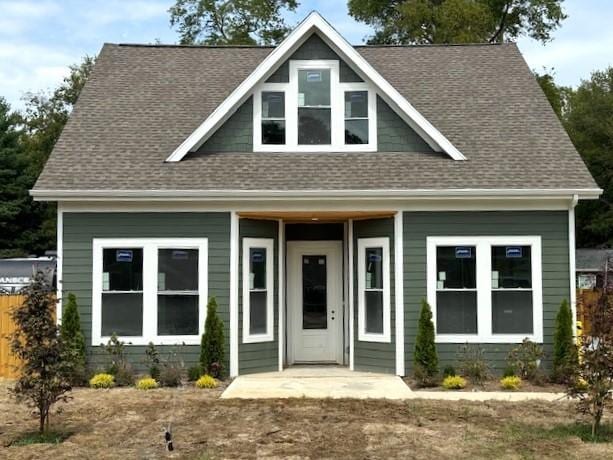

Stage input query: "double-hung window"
[
  {"left": 242, "top": 238, "right": 274, "bottom": 343},
  {"left": 92, "top": 238, "right": 208, "bottom": 345},
  {"left": 357, "top": 237, "right": 391, "bottom": 342},
  {"left": 427, "top": 236, "right": 542, "bottom": 343},
  {"left": 254, "top": 60, "right": 376, "bottom": 151}
]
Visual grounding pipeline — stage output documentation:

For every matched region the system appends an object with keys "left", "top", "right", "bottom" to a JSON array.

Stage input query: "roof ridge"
[{"left": 110, "top": 42, "right": 511, "bottom": 49}]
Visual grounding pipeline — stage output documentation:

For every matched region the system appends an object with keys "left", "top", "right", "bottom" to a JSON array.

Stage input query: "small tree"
[
  {"left": 568, "top": 289, "right": 613, "bottom": 438},
  {"left": 10, "top": 271, "right": 72, "bottom": 433},
  {"left": 200, "top": 297, "right": 225, "bottom": 378},
  {"left": 507, "top": 339, "right": 545, "bottom": 383},
  {"left": 552, "top": 299, "right": 577, "bottom": 383},
  {"left": 413, "top": 299, "right": 438, "bottom": 386},
  {"left": 60, "top": 293, "right": 87, "bottom": 385}
]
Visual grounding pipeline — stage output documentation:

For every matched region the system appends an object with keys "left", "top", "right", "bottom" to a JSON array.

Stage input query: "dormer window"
[{"left": 253, "top": 60, "right": 376, "bottom": 152}]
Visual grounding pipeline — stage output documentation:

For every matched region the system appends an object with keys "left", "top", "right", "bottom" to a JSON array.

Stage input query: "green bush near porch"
[
  {"left": 200, "top": 297, "right": 225, "bottom": 379},
  {"left": 413, "top": 299, "right": 438, "bottom": 386}
]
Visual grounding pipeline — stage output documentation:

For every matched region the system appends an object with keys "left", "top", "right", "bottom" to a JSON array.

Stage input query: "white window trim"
[
  {"left": 92, "top": 238, "right": 208, "bottom": 346},
  {"left": 242, "top": 237, "right": 275, "bottom": 343},
  {"left": 357, "top": 237, "right": 391, "bottom": 343},
  {"left": 426, "top": 236, "right": 543, "bottom": 344},
  {"left": 253, "top": 59, "right": 377, "bottom": 152}
]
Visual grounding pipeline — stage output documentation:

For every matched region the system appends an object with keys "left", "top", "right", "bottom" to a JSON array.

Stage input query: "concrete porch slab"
[{"left": 221, "top": 366, "right": 413, "bottom": 400}]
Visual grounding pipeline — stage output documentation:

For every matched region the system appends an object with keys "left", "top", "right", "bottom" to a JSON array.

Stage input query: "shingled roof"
[{"left": 32, "top": 40, "right": 599, "bottom": 198}]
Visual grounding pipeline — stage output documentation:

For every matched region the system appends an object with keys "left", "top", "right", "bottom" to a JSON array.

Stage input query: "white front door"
[{"left": 287, "top": 241, "right": 343, "bottom": 364}]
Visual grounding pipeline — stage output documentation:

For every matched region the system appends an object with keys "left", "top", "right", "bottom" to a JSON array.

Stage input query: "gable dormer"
[{"left": 167, "top": 12, "right": 464, "bottom": 161}]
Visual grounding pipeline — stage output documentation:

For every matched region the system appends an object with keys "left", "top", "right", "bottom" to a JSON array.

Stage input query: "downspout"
[{"left": 569, "top": 194, "right": 579, "bottom": 339}]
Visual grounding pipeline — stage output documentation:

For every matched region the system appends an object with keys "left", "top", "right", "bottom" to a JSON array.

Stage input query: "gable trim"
[{"left": 165, "top": 12, "right": 466, "bottom": 162}]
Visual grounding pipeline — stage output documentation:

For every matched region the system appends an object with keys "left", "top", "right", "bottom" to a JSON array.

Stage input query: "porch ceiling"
[{"left": 238, "top": 211, "right": 396, "bottom": 222}]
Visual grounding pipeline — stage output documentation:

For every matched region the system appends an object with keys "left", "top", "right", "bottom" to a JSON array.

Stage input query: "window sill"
[
  {"left": 435, "top": 334, "right": 542, "bottom": 344},
  {"left": 357, "top": 332, "right": 391, "bottom": 343},
  {"left": 93, "top": 335, "right": 202, "bottom": 346},
  {"left": 242, "top": 333, "right": 274, "bottom": 344}
]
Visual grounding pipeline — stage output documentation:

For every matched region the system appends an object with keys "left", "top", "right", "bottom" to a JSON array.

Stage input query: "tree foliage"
[
  {"left": 348, "top": 0, "right": 566, "bottom": 45},
  {"left": 0, "top": 56, "right": 94, "bottom": 257},
  {"left": 200, "top": 297, "right": 225, "bottom": 378},
  {"left": 414, "top": 299, "right": 438, "bottom": 385},
  {"left": 10, "top": 271, "right": 73, "bottom": 433},
  {"left": 169, "top": 0, "right": 299, "bottom": 45}
]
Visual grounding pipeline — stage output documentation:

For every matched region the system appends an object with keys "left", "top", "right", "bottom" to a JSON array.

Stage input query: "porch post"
[
  {"left": 348, "top": 219, "right": 355, "bottom": 371},
  {"left": 229, "top": 211, "right": 239, "bottom": 377},
  {"left": 278, "top": 219, "right": 284, "bottom": 371},
  {"left": 394, "top": 211, "right": 405, "bottom": 376}
]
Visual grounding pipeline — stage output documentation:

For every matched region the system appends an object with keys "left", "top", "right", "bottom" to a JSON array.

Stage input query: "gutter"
[{"left": 30, "top": 188, "right": 603, "bottom": 202}]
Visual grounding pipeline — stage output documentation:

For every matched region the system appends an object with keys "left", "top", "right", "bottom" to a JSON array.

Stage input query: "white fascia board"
[
  {"left": 164, "top": 11, "right": 465, "bottom": 162},
  {"left": 31, "top": 187, "right": 604, "bottom": 201}
]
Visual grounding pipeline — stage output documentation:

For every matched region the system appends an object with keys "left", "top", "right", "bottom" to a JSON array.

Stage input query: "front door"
[{"left": 287, "top": 241, "right": 343, "bottom": 364}]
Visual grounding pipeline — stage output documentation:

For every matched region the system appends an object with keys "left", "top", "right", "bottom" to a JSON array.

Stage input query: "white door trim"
[{"left": 286, "top": 241, "right": 344, "bottom": 365}]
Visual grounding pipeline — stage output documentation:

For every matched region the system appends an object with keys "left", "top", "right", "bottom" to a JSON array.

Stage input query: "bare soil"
[{"left": 0, "top": 379, "right": 611, "bottom": 459}]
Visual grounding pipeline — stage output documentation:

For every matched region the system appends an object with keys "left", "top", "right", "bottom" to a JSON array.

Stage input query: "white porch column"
[
  {"left": 569, "top": 195, "right": 578, "bottom": 338},
  {"left": 394, "top": 211, "right": 405, "bottom": 376},
  {"left": 348, "top": 219, "right": 355, "bottom": 371},
  {"left": 278, "top": 219, "right": 285, "bottom": 371},
  {"left": 229, "top": 211, "right": 239, "bottom": 377}
]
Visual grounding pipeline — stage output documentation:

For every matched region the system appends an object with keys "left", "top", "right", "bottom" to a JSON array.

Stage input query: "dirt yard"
[{"left": 0, "top": 380, "right": 612, "bottom": 460}]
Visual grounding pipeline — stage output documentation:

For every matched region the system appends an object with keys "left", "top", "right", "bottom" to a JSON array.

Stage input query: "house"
[
  {"left": 32, "top": 12, "right": 600, "bottom": 377},
  {"left": 576, "top": 248, "right": 613, "bottom": 289}
]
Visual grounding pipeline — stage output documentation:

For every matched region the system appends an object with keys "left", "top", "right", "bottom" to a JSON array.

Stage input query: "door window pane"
[
  {"left": 436, "top": 291, "right": 477, "bottom": 334},
  {"left": 103, "top": 248, "right": 143, "bottom": 291},
  {"left": 298, "top": 108, "right": 331, "bottom": 144},
  {"left": 158, "top": 249, "right": 198, "bottom": 291},
  {"left": 157, "top": 295, "right": 199, "bottom": 335},
  {"left": 365, "top": 247, "right": 383, "bottom": 289},
  {"left": 492, "top": 291, "right": 533, "bottom": 334},
  {"left": 102, "top": 293, "right": 143, "bottom": 336},
  {"left": 298, "top": 69, "right": 330, "bottom": 106},
  {"left": 365, "top": 290, "right": 384, "bottom": 334},
  {"left": 492, "top": 246, "right": 532, "bottom": 288},
  {"left": 302, "top": 255, "right": 327, "bottom": 329},
  {"left": 249, "top": 291, "right": 268, "bottom": 335},
  {"left": 436, "top": 246, "right": 476, "bottom": 289}
]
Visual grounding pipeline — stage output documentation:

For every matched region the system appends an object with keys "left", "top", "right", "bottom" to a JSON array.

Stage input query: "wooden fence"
[{"left": 0, "top": 295, "right": 25, "bottom": 378}]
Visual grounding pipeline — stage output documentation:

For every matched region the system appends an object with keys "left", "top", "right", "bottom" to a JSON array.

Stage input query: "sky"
[{"left": 1, "top": 0, "right": 612, "bottom": 111}]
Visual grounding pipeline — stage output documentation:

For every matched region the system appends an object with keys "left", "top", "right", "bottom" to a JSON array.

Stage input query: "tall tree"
[
  {"left": 348, "top": 0, "right": 566, "bottom": 45},
  {"left": 565, "top": 68, "right": 613, "bottom": 247},
  {"left": 169, "top": 0, "right": 299, "bottom": 45},
  {"left": 534, "top": 70, "right": 570, "bottom": 120}
]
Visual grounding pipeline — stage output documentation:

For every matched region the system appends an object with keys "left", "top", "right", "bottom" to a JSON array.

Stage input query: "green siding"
[
  {"left": 377, "top": 96, "right": 434, "bottom": 153},
  {"left": 62, "top": 212, "right": 231, "bottom": 372},
  {"left": 197, "top": 97, "right": 253, "bottom": 153},
  {"left": 353, "top": 218, "right": 396, "bottom": 374},
  {"left": 403, "top": 211, "right": 570, "bottom": 374},
  {"left": 266, "top": 33, "right": 362, "bottom": 83},
  {"left": 239, "top": 219, "right": 279, "bottom": 374}
]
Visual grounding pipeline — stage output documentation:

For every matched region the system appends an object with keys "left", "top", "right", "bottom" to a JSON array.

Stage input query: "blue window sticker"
[
  {"left": 172, "top": 250, "right": 189, "bottom": 260},
  {"left": 455, "top": 247, "right": 472, "bottom": 258},
  {"left": 306, "top": 71, "right": 322, "bottom": 82},
  {"left": 368, "top": 253, "right": 382, "bottom": 262},
  {"left": 251, "top": 251, "right": 265, "bottom": 263},
  {"left": 506, "top": 246, "right": 523, "bottom": 258},
  {"left": 116, "top": 249, "right": 133, "bottom": 262}
]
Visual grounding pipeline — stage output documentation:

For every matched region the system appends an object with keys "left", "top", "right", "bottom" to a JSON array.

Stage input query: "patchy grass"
[
  {"left": 0, "top": 380, "right": 611, "bottom": 459},
  {"left": 10, "top": 431, "right": 71, "bottom": 446}
]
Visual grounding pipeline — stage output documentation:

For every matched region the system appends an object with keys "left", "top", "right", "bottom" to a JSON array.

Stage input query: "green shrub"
[
  {"left": 89, "top": 373, "right": 115, "bottom": 389},
  {"left": 458, "top": 343, "right": 489, "bottom": 385},
  {"left": 200, "top": 297, "right": 225, "bottom": 379},
  {"left": 158, "top": 349, "right": 184, "bottom": 387},
  {"left": 508, "top": 339, "right": 545, "bottom": 383},
  {"left": 442, "top": 365, "right": 456, "bottom": 377},
  {"left": 144, "top": 342, "right": 161, "bottom": 380},
  {"left": 104, "top": 334, "right": 134, "bottom": 386},
  {"left": 413, "top": 300, "right": 438, "bottom": 386},
  {"left": 442, "top": 375, "right": 467, "bottom": 390},
  {"left": 552, "top": 299, "right": 578, "bottom": 383},
  {"left": 502, "top": 366, "right": 516, "bottom": 378},
  {"left": 195, "top": 375, "right": 219, "bottom": 389},
  {"left": 60, "top": 293, "right": 87, "bottom": 385},
  {"left": 188, "top": 365, "right": 203, "bottom": 382},
  {"left": 500, "top": 376, "right": 522, "bottom": 391},
  {"left": 136, "top": 377, "right": 159, "bottom": 390}
]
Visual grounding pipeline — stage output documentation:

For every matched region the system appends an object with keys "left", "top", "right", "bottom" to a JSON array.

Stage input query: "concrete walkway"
[
  {"left": 221, "top": 366, "right": 568, "bottom": 401},
  {"left": 221, "top": 366, "right": 413, "bottom": 399}
]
